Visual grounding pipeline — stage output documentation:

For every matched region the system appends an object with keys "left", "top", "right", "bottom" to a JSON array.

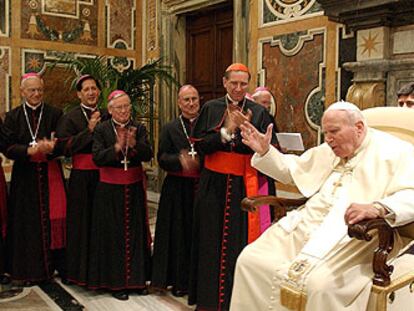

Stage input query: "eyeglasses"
[{"left": 112, "top": 104, "right": 131, "bottom": 111}]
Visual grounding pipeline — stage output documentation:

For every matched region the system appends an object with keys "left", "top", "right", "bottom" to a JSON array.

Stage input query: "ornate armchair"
[{"left": 242, "top": 107, "right": 414, "bottom": 311}]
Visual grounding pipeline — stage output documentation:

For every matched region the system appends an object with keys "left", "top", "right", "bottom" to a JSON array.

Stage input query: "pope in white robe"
[{"left": 230, "top": 102, "right": 414, "bottom": 311}]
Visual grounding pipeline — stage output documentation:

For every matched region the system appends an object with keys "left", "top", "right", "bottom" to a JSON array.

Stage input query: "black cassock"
[
  {"left": 56, "top": 106, "right": 107, "bottom": 285},
  {"left": 151, "top": 117, "right": 199, "bottom": 293},
  {"left": 88, "top": 119, "right": 152, "bottom": 290},
  {"left": 2, "top": 103, "right": 66, "bottom": 282},
  {"left": 188, "top": 97, "right": 276, "bottom": 311}
]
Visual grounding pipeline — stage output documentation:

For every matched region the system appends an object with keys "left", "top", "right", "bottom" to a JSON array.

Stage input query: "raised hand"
[
  {"left": 126, "top": 126, "right": 137, "bottom": 148},
  {"left": 88, "top": 111, "right": 101, "bottom": 132},
  {"left": 240, "top": 122, "right": 273, "bottom": 156}
]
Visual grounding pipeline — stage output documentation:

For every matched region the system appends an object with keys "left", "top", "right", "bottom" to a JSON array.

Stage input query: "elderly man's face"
[
  {"left": 178, "top": 86, "right": 200, "bottom": 119},
  {"left": 322, "top": 110, "right": 364, "bottom": 159},
  {"left": 398, "top": 94, "right": 414, "bottom": 108},
  {"left": 108, "top": 95, "right": 131, "bottom": 124},
  {"left": 255, "top": 92, "right": 272, "bottom": 111},
  {"left": 223, "top": 71, "right": 249, "bottom": 102},
  {"left": 20, "top": 77, "right": 44, "bottom": 106},
  {"left": 77, "top": 79, "right": 100, "bottom": 108}
]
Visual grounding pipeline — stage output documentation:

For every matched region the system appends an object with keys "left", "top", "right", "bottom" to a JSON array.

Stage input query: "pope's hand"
[
  {"left": 344, "top": 203, "right": 385, "bottom": 225},
  {"left": 240, "top": 122, "right": 273, "bottom": 156}
]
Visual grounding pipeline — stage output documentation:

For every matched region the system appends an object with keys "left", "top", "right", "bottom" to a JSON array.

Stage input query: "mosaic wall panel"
[
  {"left": 262, "top": 0, "right": 323, "bottom": 26},
  {"left": 0, "top": 0, "right": 9, "bottom": 37},
  {"left": 0, "top": 47, "right": 10, "bottom": 115},
  {"left": 146, "top": 0, "right": 157, "bottom": 53},
  {"left": 21, "top": 49, "right": 98, "bottom": 110},
  {"left": 22, "top": 0, "right": 97, "bottom": 45},
  {"left": 260, "top": 29, "right": 325, "bottom": 148},
  {"left": 106, "top": 0, "right": 136, "bottom": 49}
]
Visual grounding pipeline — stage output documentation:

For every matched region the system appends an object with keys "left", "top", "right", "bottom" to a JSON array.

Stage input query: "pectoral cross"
[
  {"left": 188, "top": 144, "right": 197, "bottom": 159},
  {"left": 29, "top": 140, "right": 38, "bottom": 147},
  {"left": 121, "top": 157, "right": 130, "bottom": 171}
]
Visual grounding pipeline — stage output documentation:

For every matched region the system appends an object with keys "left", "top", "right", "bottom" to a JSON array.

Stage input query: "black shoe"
[
  {"left": 136, "top": 287, "right": 149, "bottom": 296},
  {"left": 172, "top": 288, "right": 187, "bottom": 297},
  {"left": 0, "top": 274, "right": 10, "bottom": 285},
  {"left": 60, "top": 277, "right": 71, "bottom": 285},
  {"left": 112, "top": 291, "right": 129, "bottom": 301}
]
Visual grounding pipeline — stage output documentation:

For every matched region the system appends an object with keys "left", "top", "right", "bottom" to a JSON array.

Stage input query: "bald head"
[
  {"left": 20, "top": 75, "right": 44, "bottom": 107},
  {"left": 178, "top": 84, "right": 200, "bottom": 119},
  {"left": 322, "top": 101, "right": 367, "bottom": 159}
]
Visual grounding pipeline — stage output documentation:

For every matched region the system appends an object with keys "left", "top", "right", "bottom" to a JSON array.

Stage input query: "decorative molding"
[
  {"left": 258, "top": 27, "right": 326, "bottom": 146},
  {"left": 108, "top": 55, "right": 135, "bottom": 73},
  {"left": 145, "top": 0, "right": 157, "bottom": 53},
  {"left": 268, "top": 28, "right": 324, "bottom": 57},
  {"left": 318, "top": 0, "right": 414, "bottom": 31},
  {"left": 335, "top": 24, "right": 355, "bottom": 101},
  {"left": 40, "top": 0, "right": 94, "bottom": 19},
  {"left": 0, "top": 46, "right": 11, "bottom": 113},
  {"left": 346, "top": 82, "right": 385, "bottom": 109},
  {"left": 260, "top": 0, "right": 323, "bottom": 27},
  {"left": 161, "top": 0, "right": 227, "bottom": 15},
  {"left": 106, "top": 0, "right": 136, "bottom": 50},
  {"left": 0, "top": 0, "right": 10, "bottom": 37}
]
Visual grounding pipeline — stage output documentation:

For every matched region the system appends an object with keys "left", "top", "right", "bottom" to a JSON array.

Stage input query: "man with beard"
[
  {"left": 2, "top": 72, "right": 66, "bottom": 284},
  {"left": 88, "top": 90, "right": 152, "bottom": 301},
  {"left": 152, "top": 85, "right": 201, "bottom": 297},
  {"left": 56, "top": 74, "right": 103, "bottom": 285}
]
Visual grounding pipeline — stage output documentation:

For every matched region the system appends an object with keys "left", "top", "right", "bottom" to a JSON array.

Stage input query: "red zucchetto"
[{"left": 225, "top": 63, "right": 249, "bottom": 74}]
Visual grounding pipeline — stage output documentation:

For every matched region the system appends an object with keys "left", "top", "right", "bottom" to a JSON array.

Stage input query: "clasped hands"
[
  {"left": 28, "top": 136, "right": 57, "bottom": 156},
  {"left": 223, "top": 105, "right": 253, "bottom": 136},
  {"left": 179, "top": 150, "right": 200, "bottom": 172},
  {"left": 114, "top": 126, "right": 137, "bottom": 152}
]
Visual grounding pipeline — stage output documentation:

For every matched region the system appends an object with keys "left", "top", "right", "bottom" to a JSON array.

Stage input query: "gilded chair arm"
[{"left": 348, "top": 219, "right": 395, "bottom": 286}]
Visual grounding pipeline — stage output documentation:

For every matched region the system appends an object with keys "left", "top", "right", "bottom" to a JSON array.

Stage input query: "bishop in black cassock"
[
  {"left": 152, "top": 85, "right": 201, "bottom": 297},
  {"left": 55, "top": 75, "right": 105, "bottom": 285},
  {"left": 188, "top": 64, "right": 276, "bottom": 311},
  {"left": 88, "top": 90, "right": 152, "bottom": 301},
  {"left": 3, "top": 73, "right": 66, "bottom": 283}
]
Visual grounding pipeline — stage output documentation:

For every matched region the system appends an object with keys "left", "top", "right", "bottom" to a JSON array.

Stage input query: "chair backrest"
[
  {"left": 362, "top": 107, "right": 414, "bottom": 145},
  {"left": 362, "top": 106, "right": 414, "bottom": 238}
]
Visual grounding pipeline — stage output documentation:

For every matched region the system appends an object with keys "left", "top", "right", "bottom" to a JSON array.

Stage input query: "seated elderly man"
[{"left": 230, "top": 101, "right": 414, "bottom": 311}]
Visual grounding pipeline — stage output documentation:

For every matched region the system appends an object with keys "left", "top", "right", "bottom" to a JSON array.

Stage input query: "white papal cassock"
[{"left": 230, "top": 128, "right": 414, "bottom": 311}]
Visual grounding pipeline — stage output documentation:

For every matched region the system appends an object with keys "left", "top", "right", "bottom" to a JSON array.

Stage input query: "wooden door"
[{"left": 186, "top": 4, "right": 233, "bottom": 104}]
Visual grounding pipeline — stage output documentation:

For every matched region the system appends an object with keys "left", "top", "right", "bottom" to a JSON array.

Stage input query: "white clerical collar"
[
  {"left": 25, "top": 101, "right": 42, "bottom": 110},
  {"left": 112, "top": 118, "right": 129, "bottom": 128},
  {"left": 81, "top": 103, "right": 97, "bottom": 112},
  {"left": 226, "top": 94, "right": 239, "bottom": 105}
]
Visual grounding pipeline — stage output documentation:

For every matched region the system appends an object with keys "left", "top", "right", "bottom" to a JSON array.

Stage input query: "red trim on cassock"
[
  {"left": 30, "top": 153, "right": 67, "bottom": 250},
  {"left": 72, "top": 153, "right": 98, "bottom": 170},
  {"left": 204, "top": 151, "right": 261, "bottom": 243},
  {"left": 99, "top": 166, "right": 143, "bottom": 185}
]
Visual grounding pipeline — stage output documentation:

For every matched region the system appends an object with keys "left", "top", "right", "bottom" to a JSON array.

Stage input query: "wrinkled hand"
[
  {"left": 126, "top": 126, "right": 137, "bottom": 148},
  {"left": 224, "top": 107, "right": 253, "bottom": 133},
  {"left": 32, "top": 137, "right": 56, "bottom": 155},
  {"left": 344, "top": 203, "right": 383, "bottom": 225},
  {"left": 240, "top": 122, "right": 273, "bottom": 156},
  {"left": 88, "top": 111, "right": 101, "bottom": 131},
  {"left": 179, "top": 150, "right": 200, "bottom": 172},
  {"left": 114, "top": 130, "right": 127, "bottom": 152}
]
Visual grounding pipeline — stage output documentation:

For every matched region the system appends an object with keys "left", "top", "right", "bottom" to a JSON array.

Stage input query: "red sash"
[
  {"left": 99, "top": 166, "right": 144, "bottom": 185},
  {"left": 30, "top": 154, "right": 67, "bottom": 249},
  {"left": 72, "top": 154, "right": 98, "bottom": 170},
  {"left": 204, "top": 151, "right": 261, "bottom": 243}
]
